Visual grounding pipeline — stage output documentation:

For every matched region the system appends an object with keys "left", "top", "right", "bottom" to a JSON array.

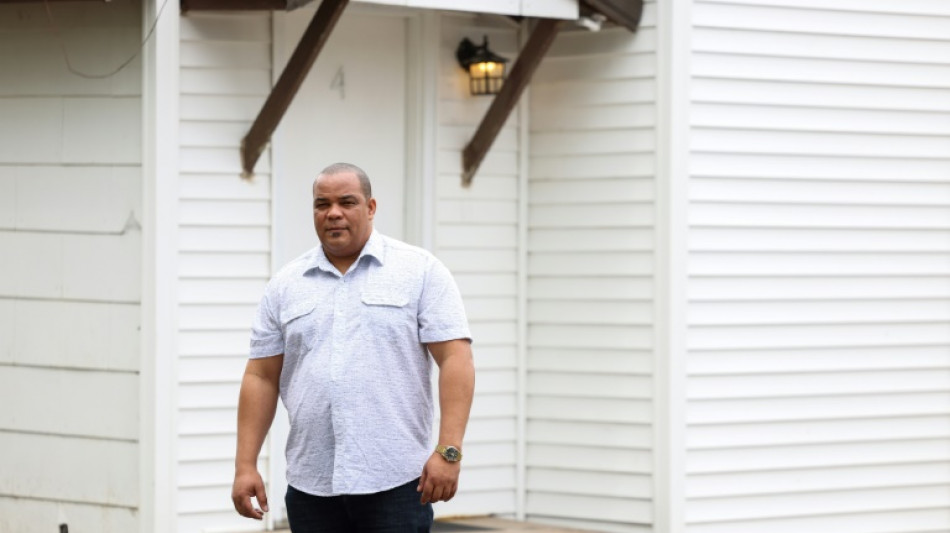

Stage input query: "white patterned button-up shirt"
[{"left": 249, "top": 230, "right": 471, "bottom": 496}]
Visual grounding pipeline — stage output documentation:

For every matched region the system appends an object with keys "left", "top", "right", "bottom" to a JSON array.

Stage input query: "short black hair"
[{"left": 317, "top": 162, "right": 372, "bottom": 199}]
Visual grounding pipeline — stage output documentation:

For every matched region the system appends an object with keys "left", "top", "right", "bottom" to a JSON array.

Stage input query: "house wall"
[
  {"left": 176, "top": 10, "right": 274, "bottom": 533},
  {"left": 0, "top": 1, "right": 143, "bottom": 532},
  {"left": 524, "top": 3, "right": 658, "bottom": 531},
  {"left": 434, "top": 12, "right": 521, "bottom": 518},
  {"left": 682, "top": 2, "right": 950, "bottom": 532},
  {"left": 173, "top": 8, "right": 522, "bottom": 530}
]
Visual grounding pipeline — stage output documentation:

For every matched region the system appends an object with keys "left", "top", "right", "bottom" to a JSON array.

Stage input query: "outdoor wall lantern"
[{"left": 456, "top": 36, "right": 509, "bottom": 96}]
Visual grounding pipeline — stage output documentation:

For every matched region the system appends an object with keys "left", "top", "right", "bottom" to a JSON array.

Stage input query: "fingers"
[{"left": 232, "top": 471, "right": 267, "bottom": 520}]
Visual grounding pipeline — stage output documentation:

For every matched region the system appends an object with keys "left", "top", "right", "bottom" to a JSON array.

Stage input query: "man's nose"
[{"left": 326, "top": 203, "right": 343, "bottom": 218}]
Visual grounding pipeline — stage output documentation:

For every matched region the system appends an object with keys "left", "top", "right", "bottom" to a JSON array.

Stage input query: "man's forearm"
[
  {"left": 235, "top": 367, "right": 281, "bottom": 470},
  {"left": 435, "top": 343, "right": 475, "bottom": 447}
]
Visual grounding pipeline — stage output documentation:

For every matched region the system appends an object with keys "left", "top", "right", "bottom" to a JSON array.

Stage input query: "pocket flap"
[{"left": 361, "top": 291, "right": 409, "bottom": 307}]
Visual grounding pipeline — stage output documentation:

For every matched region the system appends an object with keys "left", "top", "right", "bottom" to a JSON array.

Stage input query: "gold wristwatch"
[{"left": 435, "top": 444, "right": 462, "bottom": 463}]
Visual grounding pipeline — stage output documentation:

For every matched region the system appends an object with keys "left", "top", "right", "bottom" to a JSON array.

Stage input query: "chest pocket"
[
  {"left": 361, "top": 288, "right": 413, "bottom": 332},
  {"left": 281, "top": 302, "right": 317, "bottom": 357}
]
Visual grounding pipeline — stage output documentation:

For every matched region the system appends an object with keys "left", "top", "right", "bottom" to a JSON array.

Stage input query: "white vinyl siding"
[
  {"left": 177, "top": 11, "right": 273, "bottom": 533},
  {"left": 434, "top": 13, "right": 521, "bottom": 518},
  {"left": 525, "top": 4, "right": 657, "bottom": 532},
  {"left": 684, "top": 2, "right": 950, "bottom": 532},
  {"left": 0, "top": 0, "right": 142, "bottom": 531}
]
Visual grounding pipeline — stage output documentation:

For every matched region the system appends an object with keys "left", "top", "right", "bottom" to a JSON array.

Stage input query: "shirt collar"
[{"left": 305, "top": 229, "right": 385, "bottom": 275}]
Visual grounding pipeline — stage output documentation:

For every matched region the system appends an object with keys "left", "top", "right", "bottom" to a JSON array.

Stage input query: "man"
[{"left": 231, "top": 163, "right": 475, "bottom": 532}]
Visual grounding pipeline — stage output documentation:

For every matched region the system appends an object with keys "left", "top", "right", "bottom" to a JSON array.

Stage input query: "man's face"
[{"left": 312, "top": 172, "right": 376, "bottom": 261}]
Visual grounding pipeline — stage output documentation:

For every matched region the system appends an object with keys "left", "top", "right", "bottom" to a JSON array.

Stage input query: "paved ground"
[{"left": 270, "top": 517, "right": 590, "bottom": 532}]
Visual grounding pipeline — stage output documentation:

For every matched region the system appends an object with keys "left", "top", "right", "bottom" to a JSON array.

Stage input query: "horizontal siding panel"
[
  {"left": 180, "top": 67, "right": 270, "bottom": 96},
  {"left": 470, "top": 393, "right": 517, "bottom": 418},
  {"left": 0, "top": 366, "right": 138, "bottom": 439},
  {"left": 689, "top": 323, "right": 950, "bottom": 350},
  {"left": 691, "top": 202, "right": 950, "bottom": 229},
  {"left": 547, "top": 27, "right": 656, "bottom": 57},
  {"left": 469, "top": 320, "right": 517, "bottom": 345},
  {"left": 685, "top": 508, "right": 950, "bottom": 533},
  {"left": 528, "top": 372, "right": 651, "bottom": 399},
  {"left": 691, "top": 228, "right": 950, "bottom": 252},
  {"left": 179, "top": 279, "right": 266, "bottom": 305},
  {"left": 532, "top": 153, "right": 655, "bottom": 179},
  {"left": 692, "top": 78, "right": 950, "bottom": 113},
  {"left": 532, "top": 129, "right": 654, "bottom": 156},
  {"left": 532, "top": 79, "right": 655, "bottom": 107},
  {"left": 529, "top": 252, "right": 653, "bottom": 276},
  {"left": 528, "top": 397, "right": 652, "bottom": 424},
  {"left": 0, "top": 432, "right": 137, "bottom": 506},
  {"left": 180, "top": 146, "right": 270, "bottom": 174},
  {"left": 694, "top": 52, "right": 950, "bottom": 88},
  {"left": 180, "top": 330, "right": 249, "bottom": 357},
  {"left": 179, "top": 227, "right": 270, "bottom": 253},
  {"left": 530, "top": 324, "right": 652, "bottom": 349},
  {"left": 529, "top": 349, "right": 652, "bottom": 375},
  {"left": 688, "top": 462, "right": 950, "bottom": 500},
  {"left": 437, "top": 151, "right": 519, "bottom": 179},
  {"left": 689, "top": 370, "right": 950, "bottom": 399},
  {"left": 693, "top": 103, "right": 950, "bottom": 136},
  {"left": 533, "top": 54, "right": 655, "bottom": 84},
  {"left": 529, "top": 228, "right": 652, "bottom": 252},
  {"left": 529, "top": 103, "right": 655, "bottom": 131},
  {"left": 179, "top": 252, "right": 270, "bottom": 278},
  {"left": 689, "top": 393, "right": 950, "bottom": 426},
  {"left": 688, "top": 485, "right": 950, "bottom": 524},
  {"left": 0, "top": 497, "right": 137, "bottom": 533},
  {"left": 437, "top": 174, "right": 519, "bottom": 200},
  {"left": 0, "top": 231, "right": 140, "bottom": 302},
  {"left": 436, "top": 200, "right": 517, "bottom": 224},
  {"left": 530, "top": 204, "right": 654, "bottom": 227},
  {"left": 436, "top": 224, "right": 517, "bottom": 249},
  {"left": 528, "top": 419, "right": 652, "bottom": 449},
  {"left": 434, "top": 490, "right": 516, "bottom": 519},
  {"left": 690, "top": 276, "right": 950, "bottom": 301},
  {"left": 453, "top": 273, "right": 517, "bottom": 296},
  {"left": 528, "top": 300, "right": 652, "bottom": 325},
  {"left": 699, "top": 0, "right": 950, "bottom": 16},
  {"left": 180, "top": 356, "right": 247, "bottom": 384},
  {"left": 691, "top": 252, "right": 950, "bottom": 276},
  {"left": 530, "top": 177, "right": 654, "bottom": 204},
  {"left": 179, "top": 199, "right": 270, "bottom": 226},
  {"left": 2, "top": 166, "right": 141, "bottom": 233},
  {"left": 692, "top": 153, "right": 950, "bottom": 181},
  {"left": 688, "top": 438, "right": 950, "bottom": 473},
  {"left": 179, "top": 173, "right": 271, "bottom": 200},
  {"left": 690, "top": 299, "right": 950, "bottom": 325},
  {"left": 688, "top": 346, "right": 950, "bottom": 375},
  {"left": 694, "top": 26, "right": 950, "bottom": 65},
  {"left": 688, "top": 416, "right": 950, "bottom": 449},
  {"left": 690, "top": 177, "right": 950, "bottom": 206},
  {"left": 62, "top": 97, "right": 142, "bottom": 164},
  {"left": 0, "top": 299, "right": 139, "bottom": 370},
  {"left": 438, "top": 250, "right": 518, "bottom": 273},
  {"left": 179, "top": 12, "right": 270, "bottom": 41},
  {"left": 528, "top": 277, "right": 653, "bottom": 300},
  {"left": 527, "top": 492, "right": 651, "bottom": 523},
  {"left": 692, "top": 128, "right": 950, "bottom": 158},
  {"left": 527, "top": 444, "right": 652, "bottom": 474},
  {"left": 693, "top": 2, "right": 950, "bottom": 40},
  {"left": 472, "top": 345, "right": 517, "bottom": 370},
  {"left": 465, "top": 297, "right": 517, "bottom": 321},
  {"left": 179, "top": 41, "right": 270, "bottom": 69},
  {"left": 180, "top": 121, "right": 252, "bottom": 149},
  {"left": 437, "top": 124, "right": 517, "bottom": 151},
  {"left": 180, "top": 382, "right": 240, "bottom": 409}
]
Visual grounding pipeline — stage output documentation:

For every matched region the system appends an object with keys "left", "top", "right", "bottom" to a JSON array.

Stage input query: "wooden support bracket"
[
  {"left": 240, "top": 0, "right": 348, "bottom": 177},
  {"left": 461, "top": 18, "right": 561, "bottom": 186}
]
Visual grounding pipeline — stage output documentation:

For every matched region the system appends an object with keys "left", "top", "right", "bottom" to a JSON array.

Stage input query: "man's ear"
[{"left": 367, "top": 198, "right": 377, "bottom": 218}]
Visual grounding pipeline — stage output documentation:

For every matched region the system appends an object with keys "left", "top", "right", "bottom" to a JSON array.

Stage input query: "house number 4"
[{"left": 330, "top": 66, "right": 345, "bottom": 99}]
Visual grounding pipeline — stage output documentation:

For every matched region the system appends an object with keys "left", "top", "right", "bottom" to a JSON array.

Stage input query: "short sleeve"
[
  {"left": 417, "top": 257, "right": 472, "bottom": 344},
  {"left": 249, "top": 279, "right": 284, "bottom": 358}
]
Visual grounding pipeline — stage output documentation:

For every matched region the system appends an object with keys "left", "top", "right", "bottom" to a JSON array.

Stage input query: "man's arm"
[
  {"left": 418, "top": 339, "right": 475, "bottom": 504},
  {"left": 231, "top": 355, "right": 284, "bottom": 519}
]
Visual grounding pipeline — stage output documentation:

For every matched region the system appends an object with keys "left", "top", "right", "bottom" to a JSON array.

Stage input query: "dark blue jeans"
[{"left": 285, "top": 479, "right": 433, "bottom": 533}]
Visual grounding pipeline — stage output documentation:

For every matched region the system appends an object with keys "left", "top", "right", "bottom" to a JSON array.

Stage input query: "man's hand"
[
  {"left": 231, "top": 468, "right": 269, "bottom": 520},
  {"left": 417, "top": 453, "right": 461, "bottom": 504}
]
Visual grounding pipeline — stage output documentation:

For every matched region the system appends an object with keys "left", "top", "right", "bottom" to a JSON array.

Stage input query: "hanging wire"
[{"left": 43, "top": 0, "right": 172, "bottom": 79}]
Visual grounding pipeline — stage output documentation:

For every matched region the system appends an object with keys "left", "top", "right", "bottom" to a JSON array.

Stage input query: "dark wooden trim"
[
  {"left": 461, "top": 18, "right": 560, "bottom": 186},
  {"left": 580, "top": 0, "right": 644, "bottom": 32},
  {"left": 182, "top": 0, "right": 287, "bottom": 10},
  {"left": 240, "top": 0, "right": 348, "bottom": 177}
]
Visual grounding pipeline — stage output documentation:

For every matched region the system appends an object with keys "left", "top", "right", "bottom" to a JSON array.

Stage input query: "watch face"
[{"left": 444, "top": 446, "right": 461, "bottom": 461}]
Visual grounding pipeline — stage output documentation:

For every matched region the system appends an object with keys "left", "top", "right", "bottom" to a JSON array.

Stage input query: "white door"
[{"left": 269, "top": 9, "right": 411, "bottom": 526}]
